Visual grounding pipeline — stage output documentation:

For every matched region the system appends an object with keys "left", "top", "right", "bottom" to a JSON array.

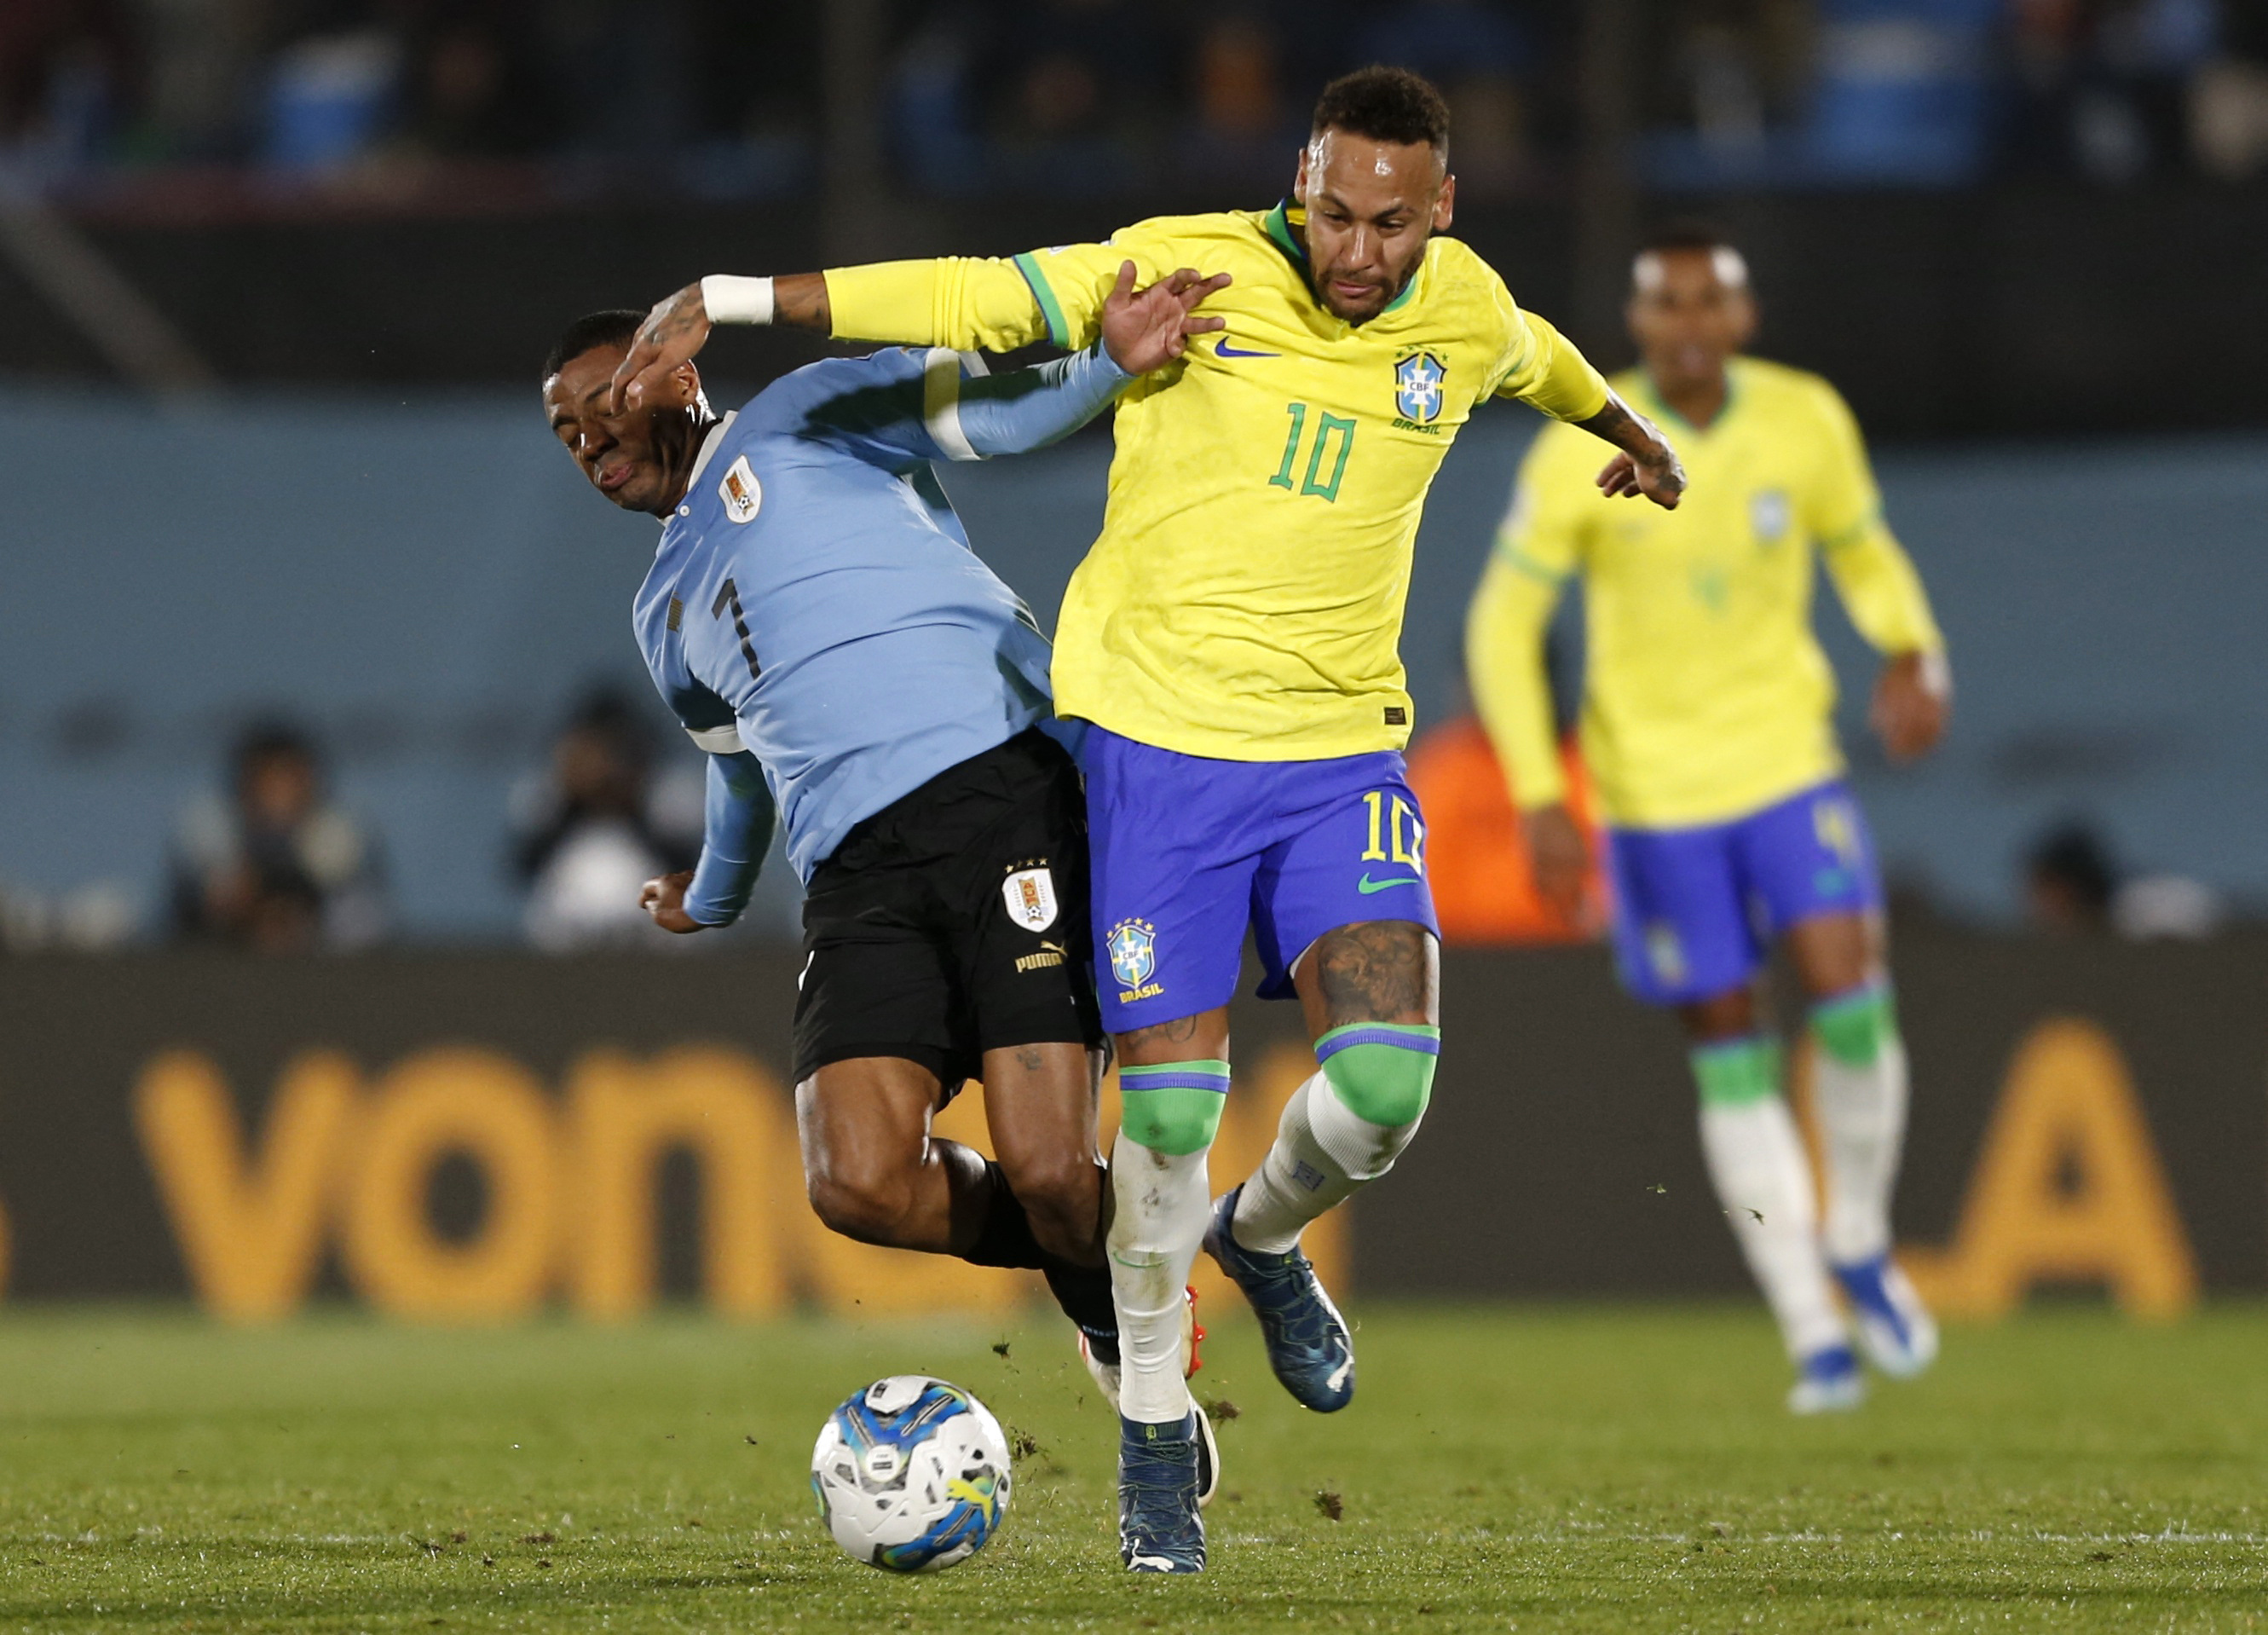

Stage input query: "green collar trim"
[
  {"left": 1262, "top": 199, "right": 1307, "bottom": 268},
  {"left": 1641, "top": 361, "right": 1740, "bottom": 436}
]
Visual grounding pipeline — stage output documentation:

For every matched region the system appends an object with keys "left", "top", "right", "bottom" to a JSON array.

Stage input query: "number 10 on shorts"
[{"left": 1361, "top": 791, "right": 1424, "bottom": 868}]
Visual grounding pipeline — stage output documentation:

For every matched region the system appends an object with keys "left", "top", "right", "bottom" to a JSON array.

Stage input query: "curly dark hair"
[
  {"left": 543, "top": 309, "right": 647, "bottom": 378},
  {"left": 1310, "top": 65, "right": 1450, "bottom": 151}
]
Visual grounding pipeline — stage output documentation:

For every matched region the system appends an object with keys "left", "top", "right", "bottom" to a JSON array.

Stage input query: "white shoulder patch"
[
  {"left": 1001, "top": 866, "right": 1059, "bottom": 932},
  {"left": 718, "top": 454, "right": 762, "bottom": 523}
]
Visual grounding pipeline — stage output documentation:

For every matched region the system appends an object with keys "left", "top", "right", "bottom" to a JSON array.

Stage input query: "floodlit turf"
[{"left": 0, "top": 1303, "right": 2262, "bottom": 1632}]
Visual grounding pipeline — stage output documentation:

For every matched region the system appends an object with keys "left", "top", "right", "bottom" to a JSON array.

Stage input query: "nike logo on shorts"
[{"left": 1357, "top": 873, "right": 1421, "bottom": 894}]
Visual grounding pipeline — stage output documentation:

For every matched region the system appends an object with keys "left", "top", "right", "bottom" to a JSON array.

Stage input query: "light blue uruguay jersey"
[{"left": 636, "top": 343, "right": 1128, "bottom": 884}]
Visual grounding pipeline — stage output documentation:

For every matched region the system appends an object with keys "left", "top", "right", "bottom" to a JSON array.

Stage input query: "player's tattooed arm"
[
  {"left": 1578, "top": 389, "right": 1688, "bottom": 511},
  {"left": 609, "top": 274, "right": 833, "bottom": 412}
]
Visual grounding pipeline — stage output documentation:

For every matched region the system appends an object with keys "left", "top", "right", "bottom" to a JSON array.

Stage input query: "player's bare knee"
[
  {"left": 1003, "top": 1155, "right": 1102, "bottom": 1261},
  {"left": 806, "top": 1158, "right": 919, "bottom": 1246}
]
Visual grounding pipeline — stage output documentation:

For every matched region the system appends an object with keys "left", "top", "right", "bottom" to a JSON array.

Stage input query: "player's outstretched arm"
[
  {"left": 1579, "top": 390, "right": 1687, "bottom": 510},
  {"left": 643, "top": 749, "right": 775, "bottom": 933},
  {"left": 949, "top": 262, "right": 1230, "bottom": 454}
]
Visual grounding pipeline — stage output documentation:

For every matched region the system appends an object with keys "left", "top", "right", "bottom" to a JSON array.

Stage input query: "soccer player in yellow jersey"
[
  {"left": 1467, "top": 224, "right": 1950, "bottom": 1415},
  {"left": 613, "top": 68, "right": 1687, "bottom": 1570}
]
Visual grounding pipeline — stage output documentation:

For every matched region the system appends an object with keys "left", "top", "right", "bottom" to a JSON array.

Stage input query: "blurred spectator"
[
  {"left": 136, "top": 0, "right": 266, "bottom": 161},
  {"left": 170, "top": 719, "right": 388, "bottom": 952},
  {"left": 396, "top": 2, "right": 557, "bottom": 159},
  {"left": 1356, "top": 0, "right": 1540, "bottom": 194},
  {"left": 510, "top": 688, "right": 702, "bottom": 952},
  {"left": 982, "top": 0, "right": 1164, "bottom": 191},
  {"left": 1178, "top": 10, "right": 1295, "bottom": 182},
  {"left": 2006, "top": 0, "right": 2222, "bottom": 181},
  {"left": 2190, "top": 0, "right": 2268, "bottom": 177},
  {"left": 2023, "top": 818, "right": 2116, "bottom": 933},
  {"left": 0, "top": 0, "right": 139, "bottom": 170}
]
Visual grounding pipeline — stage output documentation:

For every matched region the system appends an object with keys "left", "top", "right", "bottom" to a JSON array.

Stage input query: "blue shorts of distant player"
[
  {"left": 1605, "top": 778, "right": 1883, "bottom": 1008},
  {"left": 1076, "top": 724, "right": 1440, "bottom": 1033}
]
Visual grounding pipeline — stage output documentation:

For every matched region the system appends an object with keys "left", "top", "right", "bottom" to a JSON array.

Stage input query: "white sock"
[
  {"left": 1700, "top": 1095, "right": 1847, "bottom": 1360},
  {"left": 1107, "top": 1129, "right": 1210, "bottom": 1424},
  {"left": 1815, "top": 1034, "right": 1909, "bottom": 1266},
  {"left": 1232, "top": 1070, "right": 1412, "bottom": 1253}
]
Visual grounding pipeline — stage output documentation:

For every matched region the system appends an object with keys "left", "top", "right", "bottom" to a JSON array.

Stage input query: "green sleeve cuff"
[{"left": 1013, "top": 253, "right": 1071, "bottom": 349}]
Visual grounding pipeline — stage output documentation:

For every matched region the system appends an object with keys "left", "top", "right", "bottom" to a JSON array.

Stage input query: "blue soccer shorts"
[
  {"left": 1076, "top": 724, "right": 1441, "bottom": 1033},
  {"left": 1605, "top": 778, "right": 1883, "bottom": 1008}
]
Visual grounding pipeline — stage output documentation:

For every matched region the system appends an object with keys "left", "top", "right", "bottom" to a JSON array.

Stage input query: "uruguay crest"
[
  {"left": 1394, "top": 351, "right": 1446, "bottom": 425},
  {"left": 1000, "top": 866, "right": 1059, "bottom": 932},
  {"left": 1105, "top": 919, "right": 1157, "bottom": 990},
  {"left": 719, "top": 454, "right": 763, "bottom": 523}
]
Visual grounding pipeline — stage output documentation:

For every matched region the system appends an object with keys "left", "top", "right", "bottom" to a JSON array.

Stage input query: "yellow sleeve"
[
  {"left": 1806, "top": 384, "right": 1945, "bottom": 656},
  {"left": 1492, "top": 309, "right": 1610, "bottom": 424},
  {"left": 1465, "top": 435, "right": 1588, "bottom": 810},
  {"left": 824, "top": 225, "right": 1177, "bottom": 352},
  {"left": 822, "top": 258, "right": 1052, "bottom": 351}
]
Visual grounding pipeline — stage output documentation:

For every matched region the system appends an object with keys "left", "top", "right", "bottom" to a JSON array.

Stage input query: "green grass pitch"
[{"left": 1, "top": 1303, "right": 2262, "bottom": 1632}]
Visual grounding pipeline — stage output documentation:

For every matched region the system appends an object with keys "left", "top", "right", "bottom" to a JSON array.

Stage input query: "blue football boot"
[
  {"left": 1203, "top": 1186, "right": 1355, "bottom": 1413},
  {"left": 1118, "top": 1412, "right": 1205, "bottom": 1573},
  {"left": 1787, "top": 1342, "right": 1866, "bottom": 1415},
  {"left": 1831, "top": 1252, "right": 1940, "bottom": 1378}
]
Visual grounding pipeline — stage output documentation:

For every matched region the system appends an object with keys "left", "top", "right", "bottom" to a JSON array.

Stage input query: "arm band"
[{"left": 701, "top": 274, "right": 776, "bottom": 326}]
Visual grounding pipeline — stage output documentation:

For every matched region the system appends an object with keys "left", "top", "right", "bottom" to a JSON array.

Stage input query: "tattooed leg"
[{"left": 1226, "top": 922, "right": 1441, "bottom": 1256}]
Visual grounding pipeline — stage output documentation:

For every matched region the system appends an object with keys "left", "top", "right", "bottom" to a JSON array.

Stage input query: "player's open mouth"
[{"left": 597, "top": 461, "right": 635, "bottom": 492}]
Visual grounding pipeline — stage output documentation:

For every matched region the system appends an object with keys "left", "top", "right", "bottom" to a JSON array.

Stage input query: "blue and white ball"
[{"left": 810, "top": 1376, "right": 1012, "bottom": 1572}]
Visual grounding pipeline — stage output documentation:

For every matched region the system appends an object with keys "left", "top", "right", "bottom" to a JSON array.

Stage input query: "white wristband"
[{"left": 701, "top": 274, "right": 776, "bottom": 326}]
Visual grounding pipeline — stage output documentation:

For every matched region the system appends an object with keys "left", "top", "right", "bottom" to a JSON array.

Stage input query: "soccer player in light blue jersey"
[{"left": 540, "top": 265, "right": 1229, "bottom": 1418}]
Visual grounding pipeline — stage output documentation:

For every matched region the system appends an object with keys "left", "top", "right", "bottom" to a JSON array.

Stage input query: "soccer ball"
[{"left": 810, "top": 1375, "right": 1013, "bottom": 1572}]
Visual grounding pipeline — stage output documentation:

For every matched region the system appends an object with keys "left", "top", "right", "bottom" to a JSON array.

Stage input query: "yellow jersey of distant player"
[
  {"left": 1467, "top": 358, "right": 1944, "bottom": 829},
  {"left": 822, "top": 203, "right": 1609, "bottom": 760}
]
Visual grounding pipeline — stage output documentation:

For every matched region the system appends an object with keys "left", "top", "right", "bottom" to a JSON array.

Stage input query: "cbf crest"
[
  {"left": 1749, "top": 487, "right": 1791, "bottom": 545},
  {"left": 1000, "top": 864, "right": 1059, "bottom": 932},
  {"left": 1393, "top": 351, "right": 1446, "bottom": 425},
  {"left": 1106, "top": 919, "right": 1157, "bottom": 991}
]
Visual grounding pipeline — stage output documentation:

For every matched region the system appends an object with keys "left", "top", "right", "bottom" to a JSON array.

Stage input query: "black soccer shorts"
[{"left": 791, "top": 727, "right": 1103, "bottom": 1095}]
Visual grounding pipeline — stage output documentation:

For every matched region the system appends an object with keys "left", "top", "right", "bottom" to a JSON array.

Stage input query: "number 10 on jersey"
[
  {"left": 1270, "top": 402, "right": 1354, "bottom": 502},
  {"left": 1361, "top": 791, "right": 1423, "bottom": 867}
]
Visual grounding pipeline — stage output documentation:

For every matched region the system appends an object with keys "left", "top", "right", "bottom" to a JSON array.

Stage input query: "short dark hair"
[
  {"left": 544, "top": 309, "right": 646, "bottom": 379},
  {"left": 1639, "top": 218, "right": 1740, "bottom": 259},
  {"left": 1311, "top": 66, "right": 1450, "bottom": 152}
]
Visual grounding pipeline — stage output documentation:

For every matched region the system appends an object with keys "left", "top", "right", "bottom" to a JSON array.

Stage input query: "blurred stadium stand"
[{"left": 2, "top": 401, "right": 2261, "bottom": 940}]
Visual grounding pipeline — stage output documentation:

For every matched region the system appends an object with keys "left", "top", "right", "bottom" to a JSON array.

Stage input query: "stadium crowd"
[{"left": 3, "top": 1, "right": 2263, "bottom": 203}]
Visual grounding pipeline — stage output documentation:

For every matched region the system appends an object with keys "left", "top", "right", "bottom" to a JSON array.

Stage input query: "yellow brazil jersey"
[
  {"left": 822, "top": 204, "right": 1608, "bottom": 760},
  {"left": 1466, "top": 357, "right": 1943, "bottom": 829}
]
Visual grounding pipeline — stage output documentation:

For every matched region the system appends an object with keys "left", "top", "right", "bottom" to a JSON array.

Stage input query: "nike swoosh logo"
[
  {"left": 1357, "top": 873, "right": 1422, "bottom": 894},
  {"left": 1215, "top": 341, "right": 1280, "bottom": 359}
]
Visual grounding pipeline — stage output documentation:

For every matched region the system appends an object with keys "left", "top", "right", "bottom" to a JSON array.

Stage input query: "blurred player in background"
[
  {"left": 542, "top": 267, "right": 1225, "bottom": 1459},
  {"left": 614, "top": 65, "right": 1686, "bottom": 1571},
  {"left": 1467, "top": 224, "right": 1949, "bottom": 1413}
]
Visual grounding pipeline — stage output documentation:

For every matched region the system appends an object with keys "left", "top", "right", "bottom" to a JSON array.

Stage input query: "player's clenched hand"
[
  {"left": 1871, "top": 650, "right": 1949, "bottom": 764},
  {"left": 640, "top": 870, "right": 710, "bottom": 934},
  {"left": 1099, "top": 260, "right": 1232, "bottom": 375},
  {"left": 1524, "top": 803, "right": 1591, "bottom": 921},
  {"left": 610, "top": 283, "right": 711, "bottom": 413}
]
